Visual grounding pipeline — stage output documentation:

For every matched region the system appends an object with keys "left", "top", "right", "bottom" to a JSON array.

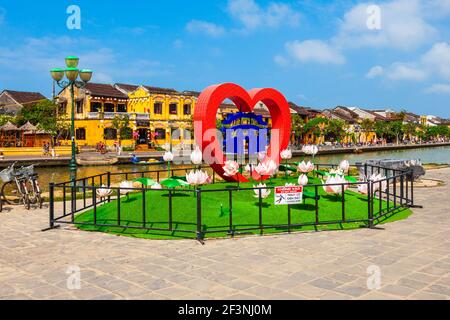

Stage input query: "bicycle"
[{"left": 0, "top": 163, "right": 43, "bottom": 210}]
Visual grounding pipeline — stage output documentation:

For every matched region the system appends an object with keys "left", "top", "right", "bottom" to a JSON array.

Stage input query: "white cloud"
[
  {"left": 424, "top": 83, "right": 450, "bottom": 94},
  {"left": 335, "top": 0, "right": 437, "bottom": 50},
  {"left": 274, "top": 54, "right": 289, "bottom": 66},
  {"left": 228, "top": 0, "right": 300, "bottom": 32},
  {"left": 0, "top": 36, "right": 172, "bottom": 85},
  {"left": 386, "top": 63, "right": 428, "bottom": 82},
  {"left": 186, "top": 20, "right": 225, "bottom": 37},
  {"left": 422, "top": 42, "right": 450, "bottom": 79},
  {"left": 369, "top": 41, "right": 450, "bottom": 83},
  {"left": 366, "top": 66, "right": 384, "bottom": 79},
  {"left": 285, "top": 40, "right": 345, "bottom": 65}
]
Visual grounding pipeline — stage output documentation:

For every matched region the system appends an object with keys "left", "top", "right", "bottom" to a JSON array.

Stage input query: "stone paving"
[{"left": 0, "top": 168, "right": 449, "bottom": 300}]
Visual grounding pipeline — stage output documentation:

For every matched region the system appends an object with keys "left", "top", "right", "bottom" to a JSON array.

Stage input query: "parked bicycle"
[{"left": 0, "top": 162, "right": 43, "bottom": 210}]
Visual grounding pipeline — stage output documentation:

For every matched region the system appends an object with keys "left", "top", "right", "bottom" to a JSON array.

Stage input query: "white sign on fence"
[{"left": 274, "top": 186, "right": 303, "bottom": 205}]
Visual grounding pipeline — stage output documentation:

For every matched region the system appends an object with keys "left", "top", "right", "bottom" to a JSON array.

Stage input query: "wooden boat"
[
  {"left": 76, "top": 155, "right": 119, "bottom": 166},
  {"left": 135, "top": 159, "right": 164, "bottom": 166}
]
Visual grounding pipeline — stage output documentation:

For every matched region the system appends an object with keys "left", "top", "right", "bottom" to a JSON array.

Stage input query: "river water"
[{"left": 35, "top": 146, "right": 450, "bottom": 190}]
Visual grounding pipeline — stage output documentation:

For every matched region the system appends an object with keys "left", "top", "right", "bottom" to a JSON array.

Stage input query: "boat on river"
[{"left": 76, "top": 155, "right": 119, "bottom": 166}]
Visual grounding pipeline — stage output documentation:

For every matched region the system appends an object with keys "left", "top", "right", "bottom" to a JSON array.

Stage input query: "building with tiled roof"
[{"left": 0, "top": 90, "right": 48, "bottom": 115}]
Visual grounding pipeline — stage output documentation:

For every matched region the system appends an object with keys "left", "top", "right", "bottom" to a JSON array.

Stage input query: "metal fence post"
[
  {"left": 107, "top": 171, "right": 111, "bottom": 203},
  {"left": 196, "top": 189, "right": 203, "bottom": 241},
  {"left": 368, "top": 181, "right": 374, "bottom": 228},
  {"left": 410, "top": 169, "right": 414, "bottom": 207},
  {"left": 49, "top": 183, "right": 55, "bottom": 229}
]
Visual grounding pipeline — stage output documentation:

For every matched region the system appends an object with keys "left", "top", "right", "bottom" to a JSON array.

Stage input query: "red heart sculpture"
[{"left": 194, "top": 83, "right": 291, "bottom": 182}]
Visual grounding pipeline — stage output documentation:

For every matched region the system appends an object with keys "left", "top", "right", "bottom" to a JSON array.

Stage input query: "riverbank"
[{"left": 0, "top": 142, "right": 448, "bottom": 168}]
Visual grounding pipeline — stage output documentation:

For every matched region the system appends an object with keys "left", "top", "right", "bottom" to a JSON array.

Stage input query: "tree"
[
  {"left": 360, "top": 119, "right": 375, "bottom": 143},
  {"left": 303, "top": 117, "right": 328, "bottom": 143},
  {"left": 0, "top": 114, "right": 15, "bottom": 127},
  {"left": 291, "top": 114, "right": 305, "bottom": 145},
  {"left": 324, "top": 119, "right": 346, "bottom": 143},
  {"left": 402, "top": 122, "right": 418, "bottom": 141},
  {"left": 390, "top": 121, "right": 403, "bottom": 144},
  {"left": 374, "top": 121, "right": 390, "bottom": 141},
  {"left": 111, "top": 114, "right": 131, "bottom": 146},
  {"left": 16, "top": 99, "right": 63, "bottom": 145}
]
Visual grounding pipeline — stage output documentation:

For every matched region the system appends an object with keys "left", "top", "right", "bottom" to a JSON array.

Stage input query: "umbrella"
[
  {"left": 160, "top": 178, "right": 190, "bottom": 189},
  {"left": 133, "top": 177, "right": 157, "bottom": 187}
]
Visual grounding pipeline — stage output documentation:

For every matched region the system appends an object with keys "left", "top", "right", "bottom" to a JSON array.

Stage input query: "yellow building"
[
  {"left": 56, "top": 83, "right": 198, "bottom": 150},
  {"left": 125, "top": 85, "right": 196, "bottom": 149}
]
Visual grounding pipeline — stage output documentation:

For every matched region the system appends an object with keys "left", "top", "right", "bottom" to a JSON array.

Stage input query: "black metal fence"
[{"left": 47, "top": 163, "right": 417, "bottom": 241}]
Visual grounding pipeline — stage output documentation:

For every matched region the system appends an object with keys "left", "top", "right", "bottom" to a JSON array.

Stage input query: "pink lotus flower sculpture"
[
  {"left": 255, "top": 159, "right": 278, "bottom": 177},
  {"left": 253, "top": 183, "right": 271, "bottom": 199},
  {"left": 322, "top": 175, "right": 349, "bottom": 194},
  {"left": 298, "top": 161, "right": 315, "bottom": 174},
  {"left": 280, "top": 149, "right": 292, "bottom": 160},
  {"left": 358, "top": 174, "right": 388, "bottom": 195},
  {"left": 223, "top": 160, "right": 239, "bottom": 177},
  {"left": 339, "top": 160, "right": 350, "bottom": 174},
  {"left": 298, "top": 174, "right": 309, "bottom": 186}
]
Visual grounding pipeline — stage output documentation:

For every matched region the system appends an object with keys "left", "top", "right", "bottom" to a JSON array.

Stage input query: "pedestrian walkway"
[{"left": 0, "top": 169, "right": 449, "bottom": 300}]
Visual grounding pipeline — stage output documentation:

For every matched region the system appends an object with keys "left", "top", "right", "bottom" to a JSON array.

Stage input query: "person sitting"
[{"left": 131, "top": 154, "right": 140, "bottom": 164}]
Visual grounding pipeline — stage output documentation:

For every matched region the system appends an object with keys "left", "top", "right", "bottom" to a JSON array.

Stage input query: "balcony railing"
[{"left": 86, "top": 112, "right": 151, "bottom": 121}]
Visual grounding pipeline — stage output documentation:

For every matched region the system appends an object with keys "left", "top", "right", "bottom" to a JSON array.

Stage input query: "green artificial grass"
[{"left": 74, "top": 175, "right": 412, "bottom": 240}]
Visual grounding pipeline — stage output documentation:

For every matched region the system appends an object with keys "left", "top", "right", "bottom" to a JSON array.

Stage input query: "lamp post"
[{"left": 50, "top": 56, "right": 93, "bottom": 174}]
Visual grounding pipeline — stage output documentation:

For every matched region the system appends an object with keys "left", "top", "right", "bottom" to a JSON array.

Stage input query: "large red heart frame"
[{"left": 194, "top": 83, "right": 291, "bottom": 182}]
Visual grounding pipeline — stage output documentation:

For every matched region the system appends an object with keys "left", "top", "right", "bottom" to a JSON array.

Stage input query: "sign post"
[{"left": 274, "top": 186, "right": 303, "bottom": 206}]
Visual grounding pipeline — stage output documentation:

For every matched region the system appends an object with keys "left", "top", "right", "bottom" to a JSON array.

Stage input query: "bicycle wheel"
[
  {"left": 1, "top": 181, "right": 21, "bottom": 205},
  {"left": 23, "top": 194, "right": 30, "bottom": 210}
]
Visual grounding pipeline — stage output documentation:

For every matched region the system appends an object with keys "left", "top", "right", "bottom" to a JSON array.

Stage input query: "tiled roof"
[
  {"left": 182, "top": 90, "right": 201, "bottom": 97},
  {"left": 362, "top": 109, "right": 386, "bottom": 121},
  {"left": 2, "top": 90, "right": 47, "bottom": 105},
  {"left": 323, "top": 110, "right": 356, "bottom": 123},
  {"left": 143, "top": 86, "right": 179, "bottom": 95},
  {"left": 114, "top": 83, "right": 140, "bottom": 93},
  {"left": 84, "top": 83, "right": 128, "bottom": 99}
]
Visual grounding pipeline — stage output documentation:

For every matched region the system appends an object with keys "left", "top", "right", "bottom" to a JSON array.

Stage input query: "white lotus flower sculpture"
[
  {"left": 358, "top": 174, "right": 388, "bottom": 195},
  {"left": 96, "top": 185, "right": 112, "bottom": 199},
  {"left": 329, "top": 168, "right": 344, "bottom": 177},
  {"left": 280, "top": 149, "right": 292, "bottom": 160},
  {"left": 322, "top": 175, "right": 349, "bottom": 194},
  {"left": 302, "top": 145, "right": 319, "bottom": 156},
  {"left": 298, "top": 174, "right": 309, "bottom": 186},
  {"left": 163, "top": 151, "right": 174, "bottom": 162},
  {"left": 223, "top": 160, "right": 239, "bottom": 177},
  {"left": 298, "top": 161, "right": 315, "bottom": 174},
  {"left": 339, "top": 160, "right": 350, "bottom": 174},
  {"left": 186, "top": 170, "right": 210, "bottom": 186},
  {"left": 119, "top": 181, "right": 134, "bottom": 199},
  {"left": 190, "top": 146, "right": 203, "bottom": 165},
  {"left": 253, "top": 183, "right": 271, "bottom": 199},
  {"left": 255, "top": 159, "right": 278, "bottom": 177}
]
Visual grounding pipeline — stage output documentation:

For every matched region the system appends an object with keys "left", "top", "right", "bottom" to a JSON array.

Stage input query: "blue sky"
[{"left": 0, "top": 0, "right": 449, "bottom": 117}]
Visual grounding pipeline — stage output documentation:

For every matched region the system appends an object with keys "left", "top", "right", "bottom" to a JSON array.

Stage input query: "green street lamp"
[{"left": 50, "top": 56, "right": 93, "bottom": 173}]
